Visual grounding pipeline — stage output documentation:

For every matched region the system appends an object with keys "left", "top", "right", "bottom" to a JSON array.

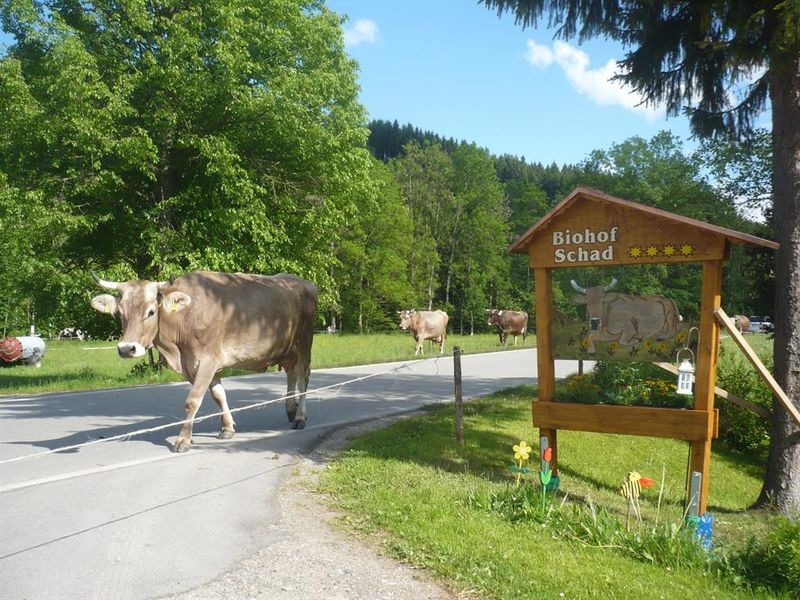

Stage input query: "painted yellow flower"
[
  {"left": 643, "top": 339, "right": 653, "bottom": 350},
  {"left": 677, "top": 330, "right": 687, "bottom": 342},
  {"left": 513, "top": 441, "right": 531, "bottom": 461},
  {"left": 680, "top": 244, "right": 694, "bottom": 256},
  {"left": 629, "top": 246, "right": 642, "bottom": 258},
  {"left": 658, "top": 342, "right": 669, "bottom": 354},
  {"left": 662, "top": 244, "right": 676, "bottom": 257},
  {"left": 646, "top": 245, "right": 659, "bottom": 257}
]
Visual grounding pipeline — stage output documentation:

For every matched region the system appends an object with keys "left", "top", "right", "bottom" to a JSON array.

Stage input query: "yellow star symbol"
[
  {"left": 680, "top": 244, "right": 694, "bottom": 256},
  {"left": 629, "top": 246, "right": 642, "bottom": 258},
  {"left": 662, "top": 245, "right": 676, "bottom": 257},
  {"left": 646, "top": 246, "right": 659, "bottom": 257}
]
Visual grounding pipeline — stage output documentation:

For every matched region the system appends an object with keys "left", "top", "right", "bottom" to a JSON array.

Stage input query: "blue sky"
[{"left": 328, "top": 0, "right": 700, "bottom": 166}]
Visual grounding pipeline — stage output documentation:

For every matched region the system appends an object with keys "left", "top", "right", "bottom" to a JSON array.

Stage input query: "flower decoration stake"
[
  {"left": 539, "top": 447, "right": 553, "bottom": 511},
  {"left": 511, "top": 441, "right": 531, "bottom": 487},
  {"left": 695, "top": 512, "right": 714, "bottom": 552},
  {"left": 620, "top": 471, "right": 655, "bottom": 530}
]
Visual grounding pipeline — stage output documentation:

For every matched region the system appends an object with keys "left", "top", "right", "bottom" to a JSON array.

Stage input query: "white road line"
[{"left": 0, "top": 451, "right": 199, "bottom": 494}]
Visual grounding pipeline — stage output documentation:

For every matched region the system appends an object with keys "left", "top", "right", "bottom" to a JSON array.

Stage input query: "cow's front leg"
[
  {"left": 174, "top": 362, "right": 216, "bottom": 453},
  {"left": 285, "top": 361, "right": 310, "bottom": 430},
  {"left": 209, "top": 374, "right": 236, "bottom": 440}
]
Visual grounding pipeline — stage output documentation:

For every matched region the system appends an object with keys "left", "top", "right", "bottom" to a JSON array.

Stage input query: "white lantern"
[{"left": 677, "top": 356, "right": 695, "bottom": 395}]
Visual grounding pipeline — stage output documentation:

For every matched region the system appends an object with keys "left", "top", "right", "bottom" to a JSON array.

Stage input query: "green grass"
[
  {"left": 321, "top": 388, "right": 795, "bottom": 599},
  {"left": 0, "top": 333, "right": 527, "bottom": 396}
]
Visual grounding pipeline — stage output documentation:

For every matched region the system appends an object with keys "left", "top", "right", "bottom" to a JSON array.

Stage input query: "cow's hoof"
[
  {"left": 292, "top": 419, "right": 306, "bottom": 430},
  {"left": 287, "top": 411, "right": 297, "bottom": 423},
  {"left": 173, "top": 439, "right": 192, "bottom": 453},
  {"left": 217, "top": 430, "right": 235, "bottom": 440}
]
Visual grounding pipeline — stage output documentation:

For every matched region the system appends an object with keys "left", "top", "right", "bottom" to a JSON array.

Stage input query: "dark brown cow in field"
[
  {"left": 91, "top": 271, "right": 317, "bottom": 451},
  {"left": 398, "top": 309, "right": 448, "bottom": 355},
  {"left": 570, "top": 278, "right": 681, "bottom": 354},
  {"left": 486, "top": 309, "right": 529, "bottom": 346}
]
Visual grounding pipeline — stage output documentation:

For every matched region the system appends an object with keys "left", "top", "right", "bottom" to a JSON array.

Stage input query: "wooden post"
[
  {"left": 690, "top": 260, "right": 723, "bottom": 514},
  {"left": 534, "top": 267, "right": 558, "bottom": 473},
  {"left": 453, "top": 346, "right": 464, "bottom": 447}
]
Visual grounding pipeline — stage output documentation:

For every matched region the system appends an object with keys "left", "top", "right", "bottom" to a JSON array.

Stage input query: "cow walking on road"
[
  {"left": 398, "top": 309, "right": 448, "bottom": 355},
  {"left": 571, "top": 278, "right": 681, "bottom": 354},
  {"left": 91, "top": 271, "right": 318, "bottom": 451},
  {"left": 486, "top": 309, "right": 528, "bottom": 346}
]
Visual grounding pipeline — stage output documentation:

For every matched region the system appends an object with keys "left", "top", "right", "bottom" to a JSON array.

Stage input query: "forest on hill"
[{"left": 0, "top": 2, "right": 774, "bottom": 339}]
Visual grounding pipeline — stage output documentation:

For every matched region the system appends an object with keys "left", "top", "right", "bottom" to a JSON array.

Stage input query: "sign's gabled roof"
[{"left": 509, "top": 186, "right": 779, "bottom": 254}]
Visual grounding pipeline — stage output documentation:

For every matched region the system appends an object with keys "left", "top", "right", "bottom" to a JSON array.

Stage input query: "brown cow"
[
  {"left": 91, "top": 271, "right": 317, "bottom": 451},
  {"left": 486, "top": 309, "right": 528, "bottom": 346},
  {"left": 570, "top": 278, "right": 681, "bottom": 354},
  {"left": 398, "top": 309, "right": 448, "bottom": 355},
  {"left": 732, "top": 314, "right": 750, "bottom": 334}
]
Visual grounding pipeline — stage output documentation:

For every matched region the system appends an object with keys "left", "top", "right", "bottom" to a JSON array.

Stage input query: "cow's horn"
[
  {"left": 92, "top": 271, "right": 122, "bottom": 291},
  {"left": 603, "top": 277, "right": 618, "bottom": 291},
  {"left": 570, "top": 280, "right": 586, "bottom": 294}
]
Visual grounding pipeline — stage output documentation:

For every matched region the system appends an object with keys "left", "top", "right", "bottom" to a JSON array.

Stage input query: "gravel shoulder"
[{"left": 165, "top": 416, "right": 477, "bottom": 600}]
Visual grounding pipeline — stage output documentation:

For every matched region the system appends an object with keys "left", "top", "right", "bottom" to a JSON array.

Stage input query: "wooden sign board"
[
  {"left": 510, "top": 187, "right": 779, "bottom": 515},
  {"left": 511, "top": 187, "right": 773, "bottom": 269}
]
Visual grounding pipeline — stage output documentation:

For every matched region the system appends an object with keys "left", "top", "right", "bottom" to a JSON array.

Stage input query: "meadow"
[{"left": 0, "top": 332, "right": 519, "bottom": 396}]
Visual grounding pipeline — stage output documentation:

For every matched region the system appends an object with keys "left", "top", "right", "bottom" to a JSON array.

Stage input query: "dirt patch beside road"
[{"left": 166, "top": 416, "right": 477, "bottom": 600}]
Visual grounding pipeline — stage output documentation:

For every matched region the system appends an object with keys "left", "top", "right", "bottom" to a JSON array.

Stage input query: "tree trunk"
[{"left": 758, "top": 61, "right": 800, "bottom": 514}]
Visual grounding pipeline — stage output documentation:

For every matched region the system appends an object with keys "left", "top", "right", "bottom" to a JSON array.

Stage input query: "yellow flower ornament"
[{"left": 513, "top": 441, "right": 531, "bottom": 462}]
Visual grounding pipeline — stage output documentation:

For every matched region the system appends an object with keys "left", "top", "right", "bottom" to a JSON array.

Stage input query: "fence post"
[{"left": 453, "top": 346, "right": 464, "bottom": 447}]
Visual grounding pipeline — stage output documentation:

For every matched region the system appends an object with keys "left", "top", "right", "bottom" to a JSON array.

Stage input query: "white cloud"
[
  {"left": 525, "top": 39, "right": 663, "bottom": 120},
  {"left": 344, "top": 19, "right": 379, "bottom": 47}
]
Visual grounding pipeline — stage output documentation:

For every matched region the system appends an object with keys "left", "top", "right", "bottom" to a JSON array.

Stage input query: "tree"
[
  {"left": 334, "top": 160, "right": 414, "bottom": 332},
  {"left": 1, "top": 0, "right": 373, "bottom": 330},
  {"left": 483, "top": 0, "right": 800, "bottom": 514},
  {"left": 389, "top": 141, "right": 454, "bottom": 309}
]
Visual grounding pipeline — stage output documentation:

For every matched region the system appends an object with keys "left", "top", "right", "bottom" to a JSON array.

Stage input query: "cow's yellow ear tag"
[
  {"left": 104, "top": 305, "right": 112, "bottom": 314},
  {"left": 171, "top": 303, "right": 179, "bottom": 312}
]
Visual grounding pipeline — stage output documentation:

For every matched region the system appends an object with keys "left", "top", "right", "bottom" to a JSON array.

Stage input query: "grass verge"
[{"left": 320, "top": 387, "right": 797, "bottom": 599}]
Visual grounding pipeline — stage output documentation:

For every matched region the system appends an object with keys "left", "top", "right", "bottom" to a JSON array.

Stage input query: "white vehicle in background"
[{"left": 748, "top": 315, "right": 773, "bottom": 333}]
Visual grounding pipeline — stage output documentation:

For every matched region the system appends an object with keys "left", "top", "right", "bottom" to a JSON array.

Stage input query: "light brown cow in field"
[
  {"left": 91, "top": 271, "right": 317, "bottom": 451},
  {"left": 398, "top": 309, "right": 448, "bottom": 355},
  {"left": 732, "top": 315, "right": 750, "bottom": 333}
]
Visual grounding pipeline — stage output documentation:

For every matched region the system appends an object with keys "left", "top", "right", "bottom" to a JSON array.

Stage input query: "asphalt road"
[{"left": 0, "top": 349, "right": 585, "bottom": 600}]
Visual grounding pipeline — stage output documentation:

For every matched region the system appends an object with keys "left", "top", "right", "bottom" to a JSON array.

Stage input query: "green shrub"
[
  {"left": 715, "top": 346, "right": 773, "bottom": 458},
  {"left": 560, "top": 361, "right": 690, "bottom": 408}
]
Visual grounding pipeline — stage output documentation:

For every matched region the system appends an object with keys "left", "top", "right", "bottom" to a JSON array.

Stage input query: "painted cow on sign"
[
  {"left": 398, "top": 309, "right": 448, "bottom": 355},
  {"left": 91, "top": 271, "right": 317, "bottom": 452},
  {"left": 486, "top": 309, "right": 528, "bottom": 346},
  {"left": 570, "top": 278, "right": 681, "bottom": 354}
]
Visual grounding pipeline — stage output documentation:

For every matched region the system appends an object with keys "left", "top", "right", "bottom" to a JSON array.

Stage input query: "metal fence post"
[{"left": 453, "top": 346, "right": 464, "bottom": 447}]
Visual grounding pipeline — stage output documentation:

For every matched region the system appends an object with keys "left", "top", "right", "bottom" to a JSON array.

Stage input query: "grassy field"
[
  {"left": 0, "top": 332, "right": 522, "bottom": 396},
  {"left": 321, "top": 388, "right": 796, "bottom": 599}
]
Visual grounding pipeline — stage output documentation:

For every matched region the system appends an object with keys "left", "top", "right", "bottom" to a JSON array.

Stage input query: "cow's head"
[
  {"left": 90, "top": 272, "right": 191, "bottom": 358},
  {"left": 486, "top": 309, "right": 503, "bottom": 327},
  {"left": 571, "top": 278, "right": 617, "bottom": 331},
  {"left": 398, "top": 309, "right": 416, "bottom": 330}
]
